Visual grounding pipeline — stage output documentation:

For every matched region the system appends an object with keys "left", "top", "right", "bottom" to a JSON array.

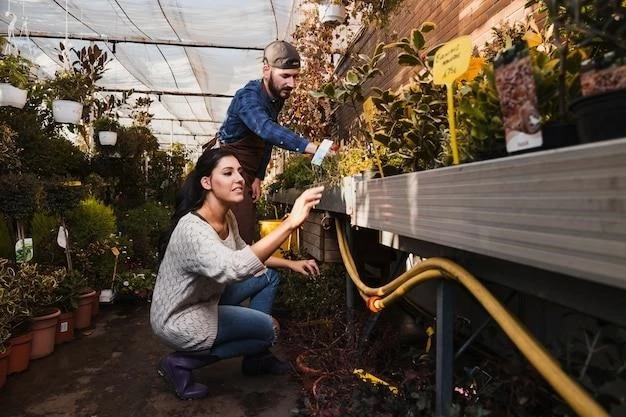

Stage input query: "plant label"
[
  {"left": 311, "top": 139, "right": 334, "bottom": 166},
  {"left": 433, "top": 36, "right": 472, "bottom": 85}
]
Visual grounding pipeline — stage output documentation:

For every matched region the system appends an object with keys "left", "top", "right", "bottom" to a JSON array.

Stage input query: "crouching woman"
[{"left": 150, "top": 147, "right": 322, "bottom": 400}]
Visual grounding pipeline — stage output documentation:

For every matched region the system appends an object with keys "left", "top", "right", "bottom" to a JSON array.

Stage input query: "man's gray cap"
[{"left": 263, "top": 40, "right": 301, "bottom": 69}]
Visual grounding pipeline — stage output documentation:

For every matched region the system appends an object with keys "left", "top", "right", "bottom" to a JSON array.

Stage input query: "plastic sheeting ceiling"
[{"left": 0, "top": 0, "right": 303, "bottom": 158}]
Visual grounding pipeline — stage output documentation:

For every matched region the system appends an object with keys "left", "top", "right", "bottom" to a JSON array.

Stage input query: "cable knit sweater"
[{"left": 150, "top": 211, "right": 265, "bottom": 351}]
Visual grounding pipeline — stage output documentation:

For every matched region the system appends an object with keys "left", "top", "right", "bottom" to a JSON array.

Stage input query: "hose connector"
[{"left": 366, "top": 296, "right": 383, "bottom": 312}]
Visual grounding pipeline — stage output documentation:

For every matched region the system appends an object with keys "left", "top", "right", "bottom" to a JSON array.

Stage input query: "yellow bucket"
[{"left": 258, "top": 219, "right": 298, "bottom": 258}]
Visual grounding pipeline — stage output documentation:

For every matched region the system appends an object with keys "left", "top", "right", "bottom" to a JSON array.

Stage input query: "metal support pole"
[{"left": 436, "top": 280, "right": 454, "bottom": 417}]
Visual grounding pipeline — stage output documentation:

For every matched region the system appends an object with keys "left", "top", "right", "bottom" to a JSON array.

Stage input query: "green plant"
[
  {"left": 117, "top": 201, "right": 170, "bottom": 269},
  {"left": 53, "top": 269, "right": 88, "bottom": 312},
  {"left": 93, "top": 116, "right": 121, "bottom": 134},
  {"left": 0, "top": 122, "right": 21, "bottom": 174},
  {"left": 0, "top": 258, "right": 25, "bottom": 350},
  {"left": 114, "top": 269, "right": 156, "bottom": 300},
  {"left": 66, "top": 197, "right": 116, "bottom": 250},
  {"left": 130, "top": 96, "right": 154, "bottom": 127},
  {"left": 0, "top": 53, "right": 35, "bottom": 89},
  {"left": 270, "top": 154, "right": 316, "bottom": 191},
  {"left": 31, "top": 211, "right": 64, "bottom": 266}
]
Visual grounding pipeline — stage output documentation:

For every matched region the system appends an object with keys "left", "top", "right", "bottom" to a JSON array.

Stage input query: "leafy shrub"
[
  {"left": 66, "top": 197, "right": 116, "bottom": 250},
  {"left": 118, "top": 201, "right": 170, "bottom": 269},
  {"left": 32, "top": 211, "right": 65, "bottom": 266}
]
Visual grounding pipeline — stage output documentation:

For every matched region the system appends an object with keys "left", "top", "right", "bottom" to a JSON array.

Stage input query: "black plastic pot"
[
  {"left": 570, "top": 89, "right": 626, "bottom": 143},
  {"left": 508, "top": 121, "right": 578, "bottom": 155}
]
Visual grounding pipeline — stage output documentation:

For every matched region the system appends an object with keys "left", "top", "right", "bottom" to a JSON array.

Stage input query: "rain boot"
[
  {"left": 157, "top": 351, "right": 219, "bottom": 400},
  {"left": 241, "top": 350, "right": 291, "bottom": 376}
]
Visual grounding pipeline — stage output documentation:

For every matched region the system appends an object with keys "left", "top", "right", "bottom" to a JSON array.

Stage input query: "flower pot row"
[{"left": 0, "top": 290, "right": 99, "bottom": 390}]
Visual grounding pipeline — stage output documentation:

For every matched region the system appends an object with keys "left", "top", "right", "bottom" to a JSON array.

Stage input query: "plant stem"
[{"left": 579, "top": 329, "right": 601, "bottom": 380}]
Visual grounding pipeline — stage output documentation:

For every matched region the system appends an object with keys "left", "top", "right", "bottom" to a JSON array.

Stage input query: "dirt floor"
[{"left": 0, "top": 303, "right": 302, "bottom": 417}]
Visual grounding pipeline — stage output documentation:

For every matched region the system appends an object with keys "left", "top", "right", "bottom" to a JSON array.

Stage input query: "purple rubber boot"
[{"left": 157, "top": 351, "right": 218, "bottom": 400}]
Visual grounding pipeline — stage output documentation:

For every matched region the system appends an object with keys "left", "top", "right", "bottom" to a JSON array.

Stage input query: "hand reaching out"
[
  {"left": 289, "top": 259, "right": 320, "bottom": 277},
  {"left": 286, "top": 186, "right": 324, "bottom": 229}
]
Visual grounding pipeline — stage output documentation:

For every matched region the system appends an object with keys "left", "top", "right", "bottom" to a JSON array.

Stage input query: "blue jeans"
[{"left": 209, "top": 268, "right": 280, "bottom": 360}]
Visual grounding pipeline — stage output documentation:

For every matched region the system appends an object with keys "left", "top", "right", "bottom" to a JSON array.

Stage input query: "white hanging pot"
[
  {"left": 99, "top": 289, "right": 116, "bottom": 303},
  {"left": 0, "top": 83, "right": 28, "bottom": 109},
  {"left": 318, "top": 2, "right": 346, "bottom": 25},
  {"left": 52, "top": 99, "right": 83, "bottom": 124},
  {"left": 98, "top": 131, "right": 118, "bottom": 146}
]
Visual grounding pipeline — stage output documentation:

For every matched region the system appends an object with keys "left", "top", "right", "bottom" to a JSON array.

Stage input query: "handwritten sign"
[
  {"left": 433, "top": 36, "right": 473, "bottom": 85},
  {"left": 432, "top": 36, "right": 473, "bottom": 165}
]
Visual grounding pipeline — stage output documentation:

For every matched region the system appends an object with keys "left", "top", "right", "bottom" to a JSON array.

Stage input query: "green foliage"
[
  {"left": 528, "top": 0, "right": 626, "bottom": 63},
  {"left": 3, "top": 260, "right": 64, "bottom": 317},
  {"left": 66, "top": 197, "right": 116, "bottom": 250},
  {"left": 270, "top": 155, "right": 316, "bottom": 191},
  {"left": 0, "top": 216, "right": 12, "bottom": 259},
  {"left": 43, "top": 181, "right": 85, "bottom": 217},
  {"left": 311, "top": 42, "right": 386, "bottom": 105},
  {"left": 118, "top": 201, "right": 170, "bottom": 269},
  {"left": 93, "top": 116, "right": 121, "bottom": 134},
  {"left": 0, "top": 53, "right": 35, "bottom": 89},
  {"left": 32, "top": 211, "right": 64, "bottom": 266},
  {"left": 73, "top": 234, "right": 132, "bottom": 291},
  {"left": 46, "top": 42, "right": 110, "bottom": 104},
  {"left": 0, "top": 122, "right": 21, "bottom": 174},
  {"left": 17, "top": 134, "right": 87, "bottom": 178},
  {"left": 53, "top": 269, "right": 88, "bottom": 312},
  {"left": 0, "top": 172, "right": 40, "bottom": 221},
  {"left": 114, "top": 269, "right": 156, "bottom": 300},
  {"left": 275, "top": 262, "right": 345, "bottom": 323},
  {"left": 147, "top": 145, "right": 189, "bottom": 205}
]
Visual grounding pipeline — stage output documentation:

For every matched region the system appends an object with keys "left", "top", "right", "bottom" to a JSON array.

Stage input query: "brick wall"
[{"left": 335, "top": 0, "right": 529, "bottom": 135}]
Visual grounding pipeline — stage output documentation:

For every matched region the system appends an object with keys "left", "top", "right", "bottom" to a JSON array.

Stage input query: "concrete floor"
[{"left": 0, "top": 303, "right": 302, "bottom": 417}]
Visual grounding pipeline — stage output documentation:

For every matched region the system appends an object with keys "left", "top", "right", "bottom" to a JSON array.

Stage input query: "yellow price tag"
[
  {"left": 433, "top": 36, "right": 473, "bottom": 85},
  {"left": 432, "top": 36, "right": 473, "bottom": 165},
  {"left": 111, "top": 247, "right": 120, "bottom": 257}
]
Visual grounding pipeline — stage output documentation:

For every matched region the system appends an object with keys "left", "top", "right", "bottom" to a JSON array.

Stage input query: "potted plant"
[
  {"left": 93, "top": 116, "right": 121, "bottom": 146},
  {"left": 0, "top": 258, "right": 33, "bottom": 374},
  {"left": 0, "top": 52, "right": 34, "bottom": 109},
  {"left": 47, "top": 42, "right": 110, "bottom": 124},
  {"left": 14, "top": 262, "right": 63, "bottom": 359},
  {"left": 52, "top": 269, "right": 88, "bottom": 344},
  {"left": 315, "top": 0, "right": 347, "bottom": 26},
  {"left": 533, "top": 0, "right": 626, "bottom": 142}
]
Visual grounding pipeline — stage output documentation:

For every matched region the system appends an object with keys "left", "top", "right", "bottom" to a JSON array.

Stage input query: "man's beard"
[{"left": 268, "top": 74, "right": 293, "bottom": 99}]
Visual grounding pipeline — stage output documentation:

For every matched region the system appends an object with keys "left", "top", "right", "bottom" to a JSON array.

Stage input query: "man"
[{"left": 214, "top": 40, "right": 319, "bottom": 244}]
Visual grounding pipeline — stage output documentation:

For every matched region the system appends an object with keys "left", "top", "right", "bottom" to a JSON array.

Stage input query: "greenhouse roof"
[{"left": 1, "top": 0, "right": 305, "bottom": 158}]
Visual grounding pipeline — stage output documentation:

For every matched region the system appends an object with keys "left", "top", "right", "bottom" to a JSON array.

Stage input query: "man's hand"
[
  {"left": 289, "top": 259, "right": 320, "bottom": 277},
  {"left": 251, "top": 178, "right": 262, "bottom": 203}
]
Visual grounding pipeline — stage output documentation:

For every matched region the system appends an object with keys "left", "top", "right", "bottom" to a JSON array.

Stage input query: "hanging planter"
[
  {"left": 0, "top": 83, "right": 28, "bottom": 109},
  {"left": 318, "top": 1, "right": 346, "bottom": 25},
  {"left": 98, "top": 131, "right": 118, "bottom": 146},
  {"left": 94, "top": 116, "right": 121, "bottom": 146},
  {"left": 52, "top": 99, "right": 83, "bottom": 124},
  {"left": 0, "top": 54, "right": 33, "bottom": 109}
]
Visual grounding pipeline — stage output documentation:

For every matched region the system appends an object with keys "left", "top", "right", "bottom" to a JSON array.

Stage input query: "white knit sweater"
[{"left": 150, "top": 211, "right": 264, "bottom": 351}]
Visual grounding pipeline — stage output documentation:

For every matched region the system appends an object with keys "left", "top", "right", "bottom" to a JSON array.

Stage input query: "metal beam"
[
  {"left": 98, "top": 88, "right": 233, "bottom": 98},
  {"left": 118, "top": 116, "right": 223, "bottom": 124},
  {"left": 0, "top": 31, "right": 264, "bottom": 51}
]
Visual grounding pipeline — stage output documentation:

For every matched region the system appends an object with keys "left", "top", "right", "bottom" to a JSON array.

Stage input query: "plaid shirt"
[{"left": 218, "top": 80, "right": 310, "bottom": 180}]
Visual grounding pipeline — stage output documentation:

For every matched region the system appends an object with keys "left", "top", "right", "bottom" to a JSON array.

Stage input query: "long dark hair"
[{"left": 158, "top": 147, "right": 238, "bottom": 260}]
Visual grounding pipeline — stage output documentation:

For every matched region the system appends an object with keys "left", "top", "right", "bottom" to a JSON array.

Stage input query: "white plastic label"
[
  {"left": 311, "top": 139, "right": 333, "bottom": 166},
  {"left": 60, "top": 322, "right": 68, "bottom": 332}
]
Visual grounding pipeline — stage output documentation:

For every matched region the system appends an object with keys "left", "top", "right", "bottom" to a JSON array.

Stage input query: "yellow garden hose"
[{"left": 335, "top": 218, "right": 608, "bottom": 417}]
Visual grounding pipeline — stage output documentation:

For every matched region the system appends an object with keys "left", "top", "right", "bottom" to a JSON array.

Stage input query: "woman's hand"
[
  {"left": 285, "top": 186, "right": 324, "bottom": 229},
  {"left": 289, "top": 259, "right": 320, "bottom": 277}
]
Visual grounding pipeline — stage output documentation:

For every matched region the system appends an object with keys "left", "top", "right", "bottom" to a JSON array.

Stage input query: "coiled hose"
[{"left": 335, "top": 218, "right": 608, "bottom": 417}]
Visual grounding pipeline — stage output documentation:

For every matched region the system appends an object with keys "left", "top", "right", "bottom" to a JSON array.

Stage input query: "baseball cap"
[{"left": 263, "top": 40, "right": 301, "bottom": 69}]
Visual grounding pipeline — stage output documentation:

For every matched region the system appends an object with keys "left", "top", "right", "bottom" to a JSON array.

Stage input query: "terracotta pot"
[
  {"left": 75, "top": 290, "right": 96, "bottom": 330},
  {"left": 7, "top": 331, "right": 33, "bottom": 374},
  {"left": 55, "top": 310, "right": 75, "bottom": 345},
  {"left": 92, "top": 290, "right": 101, "bottom": 317},
  {"left": 31, "top": 308, "right": 61, "bottom": 359},
  {"left": 0, "top": 344, "right": 13, "bottom": 389}
]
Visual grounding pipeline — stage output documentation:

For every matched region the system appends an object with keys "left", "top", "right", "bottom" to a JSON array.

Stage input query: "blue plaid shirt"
[{"left": 218, "top": 80, "right": 310, "bottom": 180}]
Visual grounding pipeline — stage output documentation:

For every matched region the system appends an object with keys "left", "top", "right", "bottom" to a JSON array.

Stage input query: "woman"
[{"left": 150, "top": 147, "right": 323, "bottom": 400}]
